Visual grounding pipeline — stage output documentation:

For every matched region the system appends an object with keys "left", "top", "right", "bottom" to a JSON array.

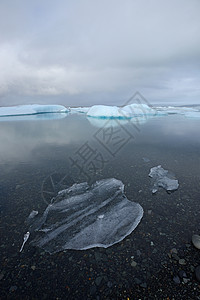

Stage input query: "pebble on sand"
[{"left": 192, "top": 234, "right": 200, "bottom": 250}]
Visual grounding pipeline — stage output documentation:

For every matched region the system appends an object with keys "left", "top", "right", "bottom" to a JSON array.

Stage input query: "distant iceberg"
[
  {"left": 86, "top": 104, "right": 156, "bottom": 119},
  {"left": 1, "top": 103, "right": 200, "bottom": 121},
  {"left": 156, "top": 106, "right": 200, "bottom": 119},
  {"left": 71, "top": 104, "right": 200, "bottom": 120},
  {"left": 87, "top": 105, "right": 131, "bottom": 118},
  {"left": 0, "top": 104, "right": 69, "bottom": 117},
  {"left": 121, "top": 103, "right": 156, "bottom": 116}
]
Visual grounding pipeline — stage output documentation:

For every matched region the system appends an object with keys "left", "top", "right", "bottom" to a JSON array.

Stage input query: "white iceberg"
[
  {"left": 87, "top": 105, "right": 131, "bottom": 118},
  {"left": 0, "top": 104, "right": 69, "bottom": 117},
  {"left": 29, "top": 178, "right": 143, "bottom": 253},
  {"left": 122, "top": 103, "right": 156, "bottom": 116},
  {"left": 156, "top": 106, "right": 200, "bottom": 117},
  {"left": 149, "top": 165, "right": 179, "bottom": 194},
  {"left": 86, "top": 104, "right": 158, "bottom": 119}
]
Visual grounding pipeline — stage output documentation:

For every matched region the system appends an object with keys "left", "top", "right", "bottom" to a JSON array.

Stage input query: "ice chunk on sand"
[
  {"left": 30, "top": 178, "right": 143, "bottom": 253},
  {"left": 149, "top": 165, "right": 179, "bottom": 193},
  {"left": 28, "top": 210, "right": 38, "bottom": 219},
  {"left": 19, "top": 231, "right": 30, "bottom": 252},
  {"left": 26, "top": 210, "right": 38, "bottom": 225},
  {"left": 0, "top": 104, "right": 69, "bottom": 117}
]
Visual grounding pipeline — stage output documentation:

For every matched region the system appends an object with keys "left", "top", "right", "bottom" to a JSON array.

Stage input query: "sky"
[{"left": 0, "top": 0, "right": 200, "bottom": 107}]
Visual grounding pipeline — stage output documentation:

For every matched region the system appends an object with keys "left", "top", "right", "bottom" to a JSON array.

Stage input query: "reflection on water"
[{"left": 0, "top": 113, "right": 200, "bottom": 298}]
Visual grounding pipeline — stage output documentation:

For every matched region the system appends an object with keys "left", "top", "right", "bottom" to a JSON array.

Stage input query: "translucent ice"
[
  {"left": 27, "top": 210, "right": 39, "bottom": 224},
  {"left": 20, "top": 231, "right": 30, "bottom": 252},
  {"left": 0, "top": 104, "right": 69, "bottom": 117},
  {"left": 149, "top": 165, "right": 179, "bottom": 193},
  {"left": 30, "top": 178, "right": 143, "bottom": 253}
]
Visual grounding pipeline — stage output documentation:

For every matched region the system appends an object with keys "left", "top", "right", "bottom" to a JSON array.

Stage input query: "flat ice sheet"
[
  {"left": 30, "top": 178, "right": 143, "bottom": 253},
  {"left": 0, "top": 104, "right": 69, "bottom": 117}
]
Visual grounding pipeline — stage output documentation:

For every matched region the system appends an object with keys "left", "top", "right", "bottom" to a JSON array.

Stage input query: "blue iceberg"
[{"left": 0, "top": 104, "right": 69, "bottom": 118}]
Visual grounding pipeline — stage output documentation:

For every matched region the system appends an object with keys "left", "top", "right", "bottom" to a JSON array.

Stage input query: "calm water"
[{"left": 0, "top": 113, "right": 200, "bottom": 299}]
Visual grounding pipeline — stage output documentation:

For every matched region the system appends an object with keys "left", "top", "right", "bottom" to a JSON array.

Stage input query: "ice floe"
[
  {"left": 70, "top": 107, "right": 90, "bottom": 114},
  {"left": 156, "top": 106, "right": 200, "bottom": 119},
  {"left": 29, "top": 178, "right": 143, "bottom": 253},
  {"left": 149, "top": 165, "right": 179, "bottom": 194}
]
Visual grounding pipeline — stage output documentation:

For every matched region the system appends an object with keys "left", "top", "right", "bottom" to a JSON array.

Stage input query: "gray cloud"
[{"left": 0, "top": 0, "right": 200, "bottom": 106}]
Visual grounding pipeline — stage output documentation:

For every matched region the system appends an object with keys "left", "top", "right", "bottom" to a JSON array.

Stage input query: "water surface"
[{"left": 0, "top": 113, "right": 200, "bottom": 299}]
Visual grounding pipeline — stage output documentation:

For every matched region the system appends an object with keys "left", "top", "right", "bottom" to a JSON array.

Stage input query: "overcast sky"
[{"left": 0, "top": 0, "right": 200, "bottom": 107}]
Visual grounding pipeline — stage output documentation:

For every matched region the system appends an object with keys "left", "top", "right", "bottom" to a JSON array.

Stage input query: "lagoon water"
[{"left": 0, "top": 112, "right": 200, "bottom": 298}]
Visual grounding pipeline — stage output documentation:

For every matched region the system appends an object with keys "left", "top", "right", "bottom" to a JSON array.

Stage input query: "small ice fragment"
[
  {"left": 28, "top": 210, "right": 38, "bottom": 219},
  {"left": 142, "top": 157, "right": 150, "bottom": 163},
  {"left": 98, "top": 215, "right": 104, "bottom": 219},
  {"left": 149, "top": 165, "right": 179, "bottom": 193},
  {"left": 20, "top": 231, "right": 30, "bottom": 252}
]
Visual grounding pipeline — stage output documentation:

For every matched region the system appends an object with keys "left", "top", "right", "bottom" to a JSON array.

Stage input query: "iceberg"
[
  {"left": 0, "top": 104, "right": 69, "bottom": 117},
  {"left": 86, "top": 104, "right": 157, "bottom": 119},
  {"left": 156, "top": 106, "right": 200, "bottom": 117},
  {"left": 87, "top": 105, "right": 131, "bottom": 118},
  {"left": 29, "top": 178, "right": 143, "bottom": 253},
  {"left": 122, "top": 103, "right": 156, "bottom": 116},
  {"left": 149, "top": 165, "right": 179, "bottom": 193}
]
